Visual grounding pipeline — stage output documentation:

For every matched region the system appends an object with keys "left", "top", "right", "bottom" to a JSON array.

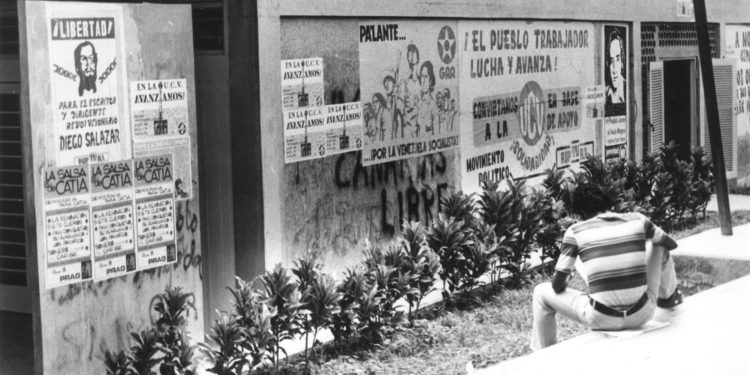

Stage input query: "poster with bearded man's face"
[
  {"left": 47, "top": 4, "right": 129, "bottom": 167},
  {"left": 74, "top": 41, "right": 98, "bottom": 96}
]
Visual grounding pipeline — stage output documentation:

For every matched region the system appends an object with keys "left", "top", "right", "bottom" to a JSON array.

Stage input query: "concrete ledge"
[
  {"left": 476, "top": 223, "right": 750, "bottom": 375},
  {"left": 476, "top": 273, "right": 750, "bottom": 375}
]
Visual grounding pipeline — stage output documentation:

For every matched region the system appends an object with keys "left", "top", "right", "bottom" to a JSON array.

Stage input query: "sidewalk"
[
  {"left": 705, "top": 193, "right": 750, "bottom": 211},
  {"left": 476, "top": 221, "right": 750, "bottom": 375}
]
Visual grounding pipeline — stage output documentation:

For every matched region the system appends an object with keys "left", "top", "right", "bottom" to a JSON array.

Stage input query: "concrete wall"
[
  {"left": 279, "top": 19, "right": 461, "bottom": 276},
  {"left": 277, "top": 17, "right": 614, "bottom": 276},
  {"left": 21, "top": 3, "right": 203, "bottom": 374},
  {"left": 257, "top": 0, "right": 750, "bottom": 276}
]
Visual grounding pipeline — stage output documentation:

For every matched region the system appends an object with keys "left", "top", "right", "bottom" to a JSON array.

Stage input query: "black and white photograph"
[{"left": 2, "top": 1, "right": 750, "bottom": 374}]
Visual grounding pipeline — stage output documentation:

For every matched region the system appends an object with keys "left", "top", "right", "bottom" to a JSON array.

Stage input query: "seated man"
[{"left": 530, "top": 183, "right": 683, "bottom": 351}]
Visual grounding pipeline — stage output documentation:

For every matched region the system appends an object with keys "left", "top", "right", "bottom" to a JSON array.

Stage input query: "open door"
[{"left": 649, "top": 61, "right": 664, "bottom": 154}]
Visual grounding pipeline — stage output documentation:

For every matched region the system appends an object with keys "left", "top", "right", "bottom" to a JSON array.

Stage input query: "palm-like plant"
[
  {"left": 332, "top": 268, "right": 366, "bottom": 348},
  {"left": 305, "top": 274, "right": 341, "bottom": 362},
  {"left": 258, "top": 264, "right": 307, "bottom": 373},
  {"left": 130, "top": 328, "right": 162, "bottom": 375},
  {"left": 426, "top": 214, "right": 473, "bottom": 304},
  {"left": 292, "top": 257, "right": 320, "bottom": 294},
  {"left": 439, "top": 190, "right": 477, "bottom": 229},
  {"left": 542, "top": 164, "right": 567, "bottom": 201},
  {"left": 152, "top": 286, "right": 195, "bottom": 375},
  {"left": 354, "top": 284, "right": 386, "bottom": 343},
  {"left": 226, "top": 277, "right": 269, "bottom": 368},
  {"left": 200, "top": 314, "right": 248, "bottom": 375},
  {"left": 400, "top": 220, "right": 440, "bottom": 320},
  {"left": 104, "top": 349, "right": 133, "bottom": 375}
]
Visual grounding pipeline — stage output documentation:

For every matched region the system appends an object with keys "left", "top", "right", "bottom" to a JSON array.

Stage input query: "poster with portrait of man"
[
  {"left": 46, "top": 3, "right": 129, "bottom": 166},
  {"left": 603, "top": 25, "right": 628, "bottom": 161},
  {"left": 359, "top": 21, "right": 460, "bottom": 166},
  {"left": 604, "top": 25, "right": 627, "bottom": 117}
]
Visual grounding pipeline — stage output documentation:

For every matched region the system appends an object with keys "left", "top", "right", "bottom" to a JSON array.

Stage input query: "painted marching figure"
[{"left": 416, "top": 60, "right": 439, "bottom": 137}]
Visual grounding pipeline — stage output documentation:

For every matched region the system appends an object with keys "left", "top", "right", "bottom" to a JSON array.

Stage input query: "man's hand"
[{"left": 552, "top": 270, "right": 569, "bottom": 294}]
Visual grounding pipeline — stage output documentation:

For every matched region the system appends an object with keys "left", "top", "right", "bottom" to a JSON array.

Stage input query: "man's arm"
[
  {"left": 644, "top": 215, "right": 678, "bottom": 251},
  {"left": 552, "top": 227, "right": 579, "bottom": 294},
  {"left": 552, "top": 270, "right": 569, "bottom": 293}
]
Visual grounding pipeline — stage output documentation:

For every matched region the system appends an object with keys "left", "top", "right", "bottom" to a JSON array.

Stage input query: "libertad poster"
[
  {"left": 359, "top": 21, "right": 460, "bottom": 166},
  {"left": 459, "top": 21, "right": 596, "bottom": 192},
  {"left": 46, "top": 3, "right": 129, "bottom": 166}
]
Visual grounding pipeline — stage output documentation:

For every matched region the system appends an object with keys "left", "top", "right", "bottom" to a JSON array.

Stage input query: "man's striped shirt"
[{"left": 555, "top": 212, "right": 676, "bottom": 310}]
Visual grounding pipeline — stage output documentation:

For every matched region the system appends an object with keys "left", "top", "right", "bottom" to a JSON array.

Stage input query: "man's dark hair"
[
  {"left": 570, "top": 181, "right": 615, "bottom": 219},
  {"left": 607, "top": 28, "right": 624, "bottom": 77}
]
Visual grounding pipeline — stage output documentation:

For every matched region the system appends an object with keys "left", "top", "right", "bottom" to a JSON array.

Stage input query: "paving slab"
[
  {"left": 673, "top": 222, "right": 750, "bottom": 260},
  {"left": 705, "top": 193, "right": 750, "bottom": 212}
]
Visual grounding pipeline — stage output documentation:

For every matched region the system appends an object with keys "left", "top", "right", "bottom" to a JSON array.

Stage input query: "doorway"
[{"left": 663, "top": 59, "right": 698, "bottom": 160}]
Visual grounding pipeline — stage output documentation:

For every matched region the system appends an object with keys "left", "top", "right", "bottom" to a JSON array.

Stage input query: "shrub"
[
  {"left": 305, "top": 273, "right": 341, "bottom": 349},
  {"left": 257, "top": 264, "right": 307, "bottom": 373},
  {"left": 104, "top": 349, "right": 133, "bottom": 375},
  {"left": 103, "top": 285, "right": 198, "bottom": 375},
  {"left": 478, "top": 179, "right": 543, "bottom": 283},
  {"left": 201, "top": 314, "right": 248, "bottom": 375},
  {"left": 400, "top": 220, "right": 439, "bottom": 319},
  {"left": 425, "top": 214, "right": 473, "bottom": 304},
  {"left": 561, "top": 145, "right": 715, "bottom": 231},
  {"left": 531, "top": 189, "right": 568, "bottom": 269},
  {"left": 226, "top": 277, "right": 272, "bottom": 370},
  {"left": 152, "top": 286, "right": 196, "bottom": 375},
  {"left": 439, "top": 190, "right": 478, "bottom": 230},
  {"left": 361, "top": 245, "right": 411, "bottom": 338},
  {"left": 688, "top": 146, "right": 714, "bottom": 220},
  {"left": 331, "top": 268, "right": 366, "bottom": 348},
  {"left": 542, "top": 164, "right": 567, "bottom": 202},
  {"left": 130, "top": 328, "right": 162, "bottom": 375}
]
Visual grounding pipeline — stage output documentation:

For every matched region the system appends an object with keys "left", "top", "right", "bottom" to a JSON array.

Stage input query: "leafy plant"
[
  {"left": 226, "top": 277, "right": 271, "bottom": 369},
  {"left": 439, "top": 190, "right": 477, "bottom": 230},
  {"left": 305, "top": 274, "right": 341, "bottom": 357},
  {"left": 688, "top": 146, "right": 714, "bottom": 220},
  {"left": 200, "top": 314, "right": 248, "bottom": 375},
  {"left": 460, "top": 241, "right": 493, "bottom": 302},
  {"left": 292, "top": 257, "right": 320, "bottom": 294},
  {"left": 258, "top": 264, "right": 307, "bottom": 373},
  {"left": 152, "top": 286, "right": 196, "bottom": 375},
  {"left": 400, "top": 220, "right": 439, "bottom": 320},
  {"left": 354, "top": 283, "right": 386, "bottom": 343},
  {"left": 130, "top": 328, "right": 162, "bottom": 375},
  {"left": 426, "top": 214, "right": 473, "bottom": 304},
  {"left": 331, "top": 268, "right": 366, "bottom": 348},
  {"left": 104, "top": 349, "right": 133, "bottom": 375},
  {"left": 542, "top": 164, "right": 567, "bottom": 201},
  {"left": 363, "top": 249, "right": 411, "bottom": 339}
]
